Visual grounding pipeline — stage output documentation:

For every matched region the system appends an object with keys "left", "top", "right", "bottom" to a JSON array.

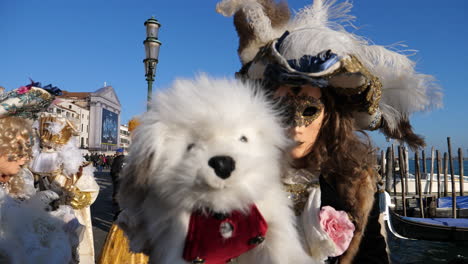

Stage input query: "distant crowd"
[{"left": 84, "top": 153, "right": 118, "bottom": 171}]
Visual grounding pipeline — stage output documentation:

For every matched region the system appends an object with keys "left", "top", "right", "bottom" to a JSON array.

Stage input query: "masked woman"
[
  {"left": 217, "top": 0, "right": 442, "bottom": 263},
  {"left": 0, "top": 84, "right": 80, "bottom": 263}
]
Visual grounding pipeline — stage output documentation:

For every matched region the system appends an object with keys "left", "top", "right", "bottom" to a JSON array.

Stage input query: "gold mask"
[
  {"left": 38, "top": 115, "right": 78, "bottom": 149},
  {"left": 282, "top": 95, "right": 324, "bottom": 127}
]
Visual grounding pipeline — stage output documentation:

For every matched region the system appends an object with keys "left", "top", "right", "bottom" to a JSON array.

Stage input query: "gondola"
[
  {"left": 383, "top": 192, "right": 468, "bottom": 241},
  {"left": 389, "top": 210, "right": 468, "bottom": 241}
]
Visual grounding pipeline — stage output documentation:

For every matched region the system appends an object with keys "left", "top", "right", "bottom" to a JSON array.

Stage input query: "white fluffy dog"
[{"left": 117, "top": 75, "right": 313, "bottom": 264}]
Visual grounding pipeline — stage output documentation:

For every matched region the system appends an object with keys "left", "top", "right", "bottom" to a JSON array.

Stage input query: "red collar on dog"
[{"left": 183, "top": 204, "right": 268, "bottom": 264}]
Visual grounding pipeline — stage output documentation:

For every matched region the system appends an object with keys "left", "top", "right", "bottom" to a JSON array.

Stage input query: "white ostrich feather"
[
  {"left": 217, "top": 0, "right": 281, "bottom": 42},
  {"left": 279, "top": 0, "right": 365, "bottom": 62},
  {"left": 280, "top": 0, "right": 442, "bottom": 132},
  {"left": 359, "top": 44, "right": 442, "bottom": 131},
  {"left": 217, "top": 0, "right": 286, "bottom": 63},
  {"left": 45, "top": 121, "right": 66, "bottom": 135},
  {"left": 216, "top": 0, "right": 258, "bottom": 16},
  {"left": 278, "top": 27, "right": 365, "bottom": 61},
  {"left": 0, "top": 190, "right": 73, "bottom": 264},
  {"left": 291, "top": 0, "right": 355, "bottom": 31},
  {"left": 57, "top": 137, "right": 84, "bottom": 176},
  {"left": 75, "top": 165, "right": 98, "bottom": 192},
  {"left": 218, "top": 0, "right": 443, "bottom": 135}
]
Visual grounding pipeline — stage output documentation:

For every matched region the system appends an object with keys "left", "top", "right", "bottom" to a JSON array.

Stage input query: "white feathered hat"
[{"left": 217, "top": 0, "right": 442, "bottom": 149}]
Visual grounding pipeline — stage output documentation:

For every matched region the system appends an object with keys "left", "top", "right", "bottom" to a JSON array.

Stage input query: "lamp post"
[{"left": 144, "top": 17, "right": 161, "bottom": 110}]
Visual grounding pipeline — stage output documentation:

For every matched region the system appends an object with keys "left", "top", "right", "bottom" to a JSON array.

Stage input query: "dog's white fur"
[{"left": 117, "top": 75, "right": 314, "bottom": 264}]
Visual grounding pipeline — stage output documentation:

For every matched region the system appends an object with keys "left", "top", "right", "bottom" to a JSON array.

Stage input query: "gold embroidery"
[
  {"left": 283, "top": 168, "right": 319, "bottom": 216},
  {"left": 284, "top": 182, "right": 318, "bottom": 216},
  {"left": 259, "top": 42, "right": 383, "bottom": 116},
  {"left": 330, "top": 55, "right": 382, "bottom": 115}
]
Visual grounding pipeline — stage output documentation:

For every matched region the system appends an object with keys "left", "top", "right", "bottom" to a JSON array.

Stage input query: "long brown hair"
[
  {"left": 305, "top": 89, "right": 380, "bottom": 263},
  {"left": 294, "top": 88, "right": 379, "bottom": 216},
  {"left": 308, "top": 89, "right": 377, "bottom": 178}
]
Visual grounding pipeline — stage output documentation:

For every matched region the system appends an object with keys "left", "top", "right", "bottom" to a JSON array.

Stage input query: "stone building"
[
  {"left": 88, "top": 86, "right": 121, "bottom": 152},
  {"left": 47, "top": 102, "right": 89, "bottom": 148},
  {"left": 119, "top": 124, "right": 131, "bottom": 153},
  {"left": 48, "top": 85, "right": 121, "bottom": 153}
]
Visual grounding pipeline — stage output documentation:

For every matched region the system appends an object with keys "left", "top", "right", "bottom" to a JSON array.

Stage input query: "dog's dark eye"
[
  {"left": 187, "top": 143, "right": 195, "bottom": 151},
  {"left": 239, "top": 136, "right": 248, "bottom": 143}
]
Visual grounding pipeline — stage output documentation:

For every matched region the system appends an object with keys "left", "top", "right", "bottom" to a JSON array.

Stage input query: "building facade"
[
  {"left": 88, "top": 86, "right": 121, "bottom": 152},
  {"left": 47, "top": 102, "right": 90, "bottom": 149},
  {"left": 47, "top": 85, "right": 121, "bottom": 153},
  {"left": 119, "top": 124, "right": 131, "bottom": 153}
]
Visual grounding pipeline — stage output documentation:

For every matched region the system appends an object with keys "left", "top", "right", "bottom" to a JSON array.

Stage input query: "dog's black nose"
[{"left": 208, "top": 156, "right": 236, "bottom": 179}]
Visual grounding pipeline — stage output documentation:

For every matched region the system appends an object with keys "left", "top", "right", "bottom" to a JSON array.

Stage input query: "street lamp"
[{"left": 144, "top": 17, "right": 161, "bottom": 110}]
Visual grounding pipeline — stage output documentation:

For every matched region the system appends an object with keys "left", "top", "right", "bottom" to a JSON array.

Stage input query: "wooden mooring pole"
[
  {"left": 381, "top": 149, "right": 386, "bottom": 186},
  {"left": 415, "top": 151, "right": 425, "bottom": 218},
  {"left": 447, "top": 137, "right": 457, "bottom": 218},
  {"left": 422, "top": 149, "right": 427, "bottom": 193},
  {"left": 405, "top": 147, "right": 410, "bottom": 195},
  {"left": 429, "top": 147, "right": 435, "bottom": 195},
  {"left": 385, "top": 147, "right": 393, "bottom": 193},
  {"left": 436, "top": 150, "right": 441, "bottom": 199},
  {"left": 398, "top": 146, "right": 407, "bottom": 216},
  {"left": 459, "top": 148, "right": 464, "bottom": 196},
  {"left": 391, "top": 145, "right": 397, "bottom": 204},
  {"left": 444, "top": 152, "right": 449, "bottom": 197}
]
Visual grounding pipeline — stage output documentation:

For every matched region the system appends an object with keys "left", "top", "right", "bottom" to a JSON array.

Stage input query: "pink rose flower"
[
  {"left": 17, "top": 86, "right": 31, "bottom": 94},
  {"left": 319, "top": 206, "right": 355, "bottom": 257}
]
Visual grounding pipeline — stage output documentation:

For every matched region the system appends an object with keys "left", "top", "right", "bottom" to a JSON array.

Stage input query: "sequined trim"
[
  {"left": 282, "top": 168, "right": 320, "bottom": 216},
  {"left": 284, "top": 182, "right": 317, "bottom": 216},
  {"left": 368, "top": 110, "right": 382, "bottom": 130},
  {"left": 329, "top": 55, "right": 382, "bottom": 115}
]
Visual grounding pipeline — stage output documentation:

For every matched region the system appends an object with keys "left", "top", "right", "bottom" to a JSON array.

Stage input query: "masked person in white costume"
[
  {"left": 0, "top": 83, "right": 81, "bottom": 264},
  {"left": 30, "top": 112, "right": 100, "bottom": 263}
]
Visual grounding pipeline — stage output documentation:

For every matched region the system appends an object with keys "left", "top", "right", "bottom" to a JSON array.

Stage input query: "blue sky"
[{"left": 1, "top": 0, "right": 467, "bottom": 153}]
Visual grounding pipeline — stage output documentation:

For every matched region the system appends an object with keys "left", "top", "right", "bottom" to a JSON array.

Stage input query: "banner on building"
[{"left": 101, "top": 109, "right": 118, "bottom": 145}]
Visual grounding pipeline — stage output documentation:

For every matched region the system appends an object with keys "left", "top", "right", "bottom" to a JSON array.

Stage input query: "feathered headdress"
[{"left": 217, "top": 0, "right": 442, "bottom": 149}]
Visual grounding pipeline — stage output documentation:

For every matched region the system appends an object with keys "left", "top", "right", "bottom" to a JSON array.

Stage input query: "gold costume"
[
  {"left": 99, "top": 117, "right": 148, "bottom": 263},
  {"left": 98, "top": 224, "right": 149, "bottom": 264}
]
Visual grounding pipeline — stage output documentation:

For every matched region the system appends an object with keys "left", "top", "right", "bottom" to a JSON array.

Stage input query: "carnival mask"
[
  {"left": 38, "top": 114, "right": 78, "bottom": 149},
  {"left": 282, "top": 94, "right": 324, "bottom": 128}
]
